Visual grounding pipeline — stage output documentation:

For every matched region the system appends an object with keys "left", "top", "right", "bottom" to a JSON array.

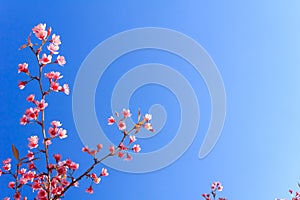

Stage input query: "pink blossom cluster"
[
  {"left": 202, "top": 181, "right": 226, "bottom": 200},
  {"left": 1, "top": 23, "right": 154, "bottom": 200}
]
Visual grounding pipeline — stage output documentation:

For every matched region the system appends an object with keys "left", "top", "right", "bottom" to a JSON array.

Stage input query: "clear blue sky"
[{"left": 1, "top": 1, "right": 300, "bottom": 199}]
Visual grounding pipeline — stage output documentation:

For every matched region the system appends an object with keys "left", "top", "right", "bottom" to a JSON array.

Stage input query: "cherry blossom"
[
  {"left": 18, "top": 81, "right": 27, "bottom": 90},
  {"left": 39, "top": 53, "right": 52, "bottom": 65},
  {"left": 118, "top": 120, "right": 126, "bottom": 131},
  {"left": 51, "top": 34, "right": 61, "bottom": 46},
  {"left": 28, "top": 136, "right": 39, "bottom": 149},
  {"left": 56, "top": 55, "right": 66, "bottom": 66},
  {"left": 144, "top": 113, "right": 152, "bottom": 122},
  {"left": 107, "top": 116, "right": 115, "bottom": 125},
  {"left": 100, "top": 168, "right": 109, "bottom": 177},
  {"left": 85, "top": 186, "right": 93, "bottom": 194},
  {"left": 47, "top": 43, "right": 59, "bottom": 54},
  {"left": 18, "top": 63, "right": 29, "bottom": 74},
  {"left": 132, "top": 144, "right": 141, "bottom": 153},
  {"left": 122, "top": 108, "right": 132, "bottom": 118}
]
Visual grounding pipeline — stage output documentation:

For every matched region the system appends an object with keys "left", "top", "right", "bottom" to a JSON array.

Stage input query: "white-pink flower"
[
  {"left": 28, "top": 136, "right": 39, "bottom": 149},
  {"left": 18, "top": 63, "right": 29, "bottom": 74},
  {"left": 144, "top": 113, "right": 152, "bottom": 122},
  {"left": 58, "top": 128, "right": 67, "bottom": 139},
  {"left": 132, "top": 144, "right": 141, "bottom": 153},
  {"left": 26, "top": 94, "right": 35, "bottom": 102},
  {"left": 107, "top": 116, "right": 115, "bottom": 125},
  {"left": 51, "top": 34, "right": 61, "bottom": 46},
  {"left": 47, "top": 43, "right": 59, "bottom": 54},
  {"left": 39, "top": 53, "right": 52, "bottom": 65},
  {"left": 129, "top": 135, "right": 136, "bottom": 144},
  {"left": 118, "top": 120, "right": 126, "bottom": 131},
  {"left": 60, "top": 84, "right": 69, "bottom": 95},
  {"left": 100, "top": 168, "right": 109, "bottom": 176},
  {"left": 56, "top": 55, "right": 66, "bottom": 66},
  {"left": 122, "top": 108, "right": 132, "bottom": 118},
  {"left": 32, "top": 23, "right": 46, "bottom": 34}
]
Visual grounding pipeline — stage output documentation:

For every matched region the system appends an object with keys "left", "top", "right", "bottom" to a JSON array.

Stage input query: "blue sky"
[{"left": 1, "top": 1, "right": 300, "bottom": 199}]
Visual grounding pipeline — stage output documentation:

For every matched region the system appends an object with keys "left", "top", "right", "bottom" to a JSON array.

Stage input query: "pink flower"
[
  {"left": 109, "top": 146, "right": 115, "bottom": 155},
  {"left": 8, "top": 181, "right": 15, "bottom": 188},
  {"left": 50, "top": 81, "right": 61, "bottom": 92},
  {"left": 47, "top": 43, "right": 59, "bottom": 54},
  {"left": 119, "top": 143, "right": 127, "bottom": 150},
  {"left": 82, "top": 146, "right": 89, "bottom": 153},
  {"left": 26, "top": 94, "right": 35, "bottom": 102},
  {"left": 3, "top": 163, "right": 11, "bottom": 171},
  {"left": 18, "top": 63, "right": 29, "bottom": 74},
  {"left": 36, "top": 99, "right": 48, "bottom": 110},
  {"left": 3, "top": 197, "right": 10, "bottom": 200},
  {"left": 129, "top": 135, "right": 136, "bottom": 144},
  {"left": 118, "top": 120, "right": 126, "bottom": 131},
  {"left": 122, "top": 108, "right": 132, "bottom": 118},
  {"left": 18, "top": 81, "right": 27, "bottom": 90},
  {"left": 85, "top": 186, "right": 93, "bottom": 194},
  {"left": 144, "top": 123, "right": 154, "bottom": 132},
  {"left": 37, "top": 189, "right": 47, "bottom": 199},
  {"left": 91, "top": 173, "right": 101, "bottom": 184},
  {"left": 39, "top": 53, "right": 52, "bottom": 65},
  {"left": 32, "top": 23, "right": 46, "bottom": 34},
  {"left": 0, "top": 169, "right": 2, "bottom": 176},
  {"left": 117, "top": 151, "right": 124, "bottom": 158},
  {"left": 132, "top": 144, "right": 141, "bottom": 153},
  {"left": 51, "top": 34, "right": 61, "bottom": 46},
  {"left": 144, "top": 113, "right": 152, "bottom": 122},
  {"left": 107, "top": 116, "right": 115, "bottom": 125},
  {"left": 28, "top": 136, "right": 39, "bottom": 149},
  {"left": 32, "top": 23, "right": 47, "bottom": 40},
  {"left": 56, "top": 55, "right": 66, "bottom": 66},
  {"left": 97, "top": 144, "right": 103, "bottom": 152},
  {"left": 124, "top": 153, "right": 132, "bottom": 161},
  {"left": 51, "top": 120, "right": 62, "bottom": 127},
  {"left": 53, "top": 154, "right": 61, "bottom": 162},
  {"left": 3, "top": 158, "right": 11, "bottom": 164},
  {"left": 20, "top": 115, "right": 28, "bottom": 125},
  {"left": 26, "top": 151, "right": 34, "bottom": 160},
  {"left": 44, "top": 139, "right": 52, "bottom": 146},
  {"left": 100, "top": 168, "right": 109, "bottom": 176},
  {"left": 58, "top": 128, "right": 67, "bottom": 139},
  {"left": 13, "top": 192, "right": 21, "bottom": 200},
  {"left": 25, "top": 107, "right": 39, "bottom": 120},
  {"left": 59, "top": 83, "right": 69, "bottom": 95}
]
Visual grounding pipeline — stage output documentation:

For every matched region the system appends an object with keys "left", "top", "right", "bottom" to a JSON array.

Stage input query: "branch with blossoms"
[
  {"left": 202, "top": 182, "right": 226, "bottom": 200},
  {"left": 0, "top": 23, "right": 154, "bottom": 200}
]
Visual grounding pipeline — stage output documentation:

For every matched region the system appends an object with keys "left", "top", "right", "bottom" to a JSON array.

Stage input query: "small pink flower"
[
  {"left": 39, "top": 53, "right": 52, "bottom": 65},
  {"left": 26, "top": 94, "right": 35, "bottom": 102},
  {"left": 0, "top": 169, "right": 3, "bottom": 176},
  {"left": 100, "top": 168, "right": 109, "bottom": 176},
  {"left": 8, "top": 181, "right": 15, "bottom": 188},
  {"left": 13, "top": 192, "right": 21, "bottom": 200},
  {"left": 97, "top": 144, "right": 103, "bottom": 152},
  {"left": 18, "top": 63, "right": 29, "bottom": 74},
  {"left": 91, "top": 173, "right": 101, "bottom": 184},
  {"left": 37, "top": 189, "right": 47, "bottom": 199},
  {"left": 50, "top": 82, "right": 61, "bottom": 92},
  {"left": 47, "top": 43, "right": 59, "bottom": 54},
  {"left": 53, "top": 154, "right": 61, "bottom": 162},
  {"left": 20, "top": 115, "right": 28, "bottom": 125},
  {"left": 58, "top": 128, "right": 67, "bottom": 139},
  {"left": 85, "top": 186, "right": 93, "bottom": 194},
  {"left": 109, "top": 146, "right": 115, "bottom": 155},
  {"left": 26, "top": 151, "right": 34, "bottom": 160},
  {"left": 124, "top": 153, "right": 132, "bottom": 161},
  {"left": 82, "top": 146, "right": 89, "bottom": 153},
  {"left": 107, "top": 116, "right": 115, "bottom": 125},
  {"left": 59, "top": 83, "right": 69, "bottom": 95},
  {"left": 56, "top": 55, "right": 66, "bottom": 66},
  {"left": 28, "top": 136, "right": 39, "bottom": 149},
  {"left": 18, "top": 81, "right": 27, "bottom": 90},
  {"left": 117, "top": 151, "right": 124, "bottom": 158},
  {"left": 3, "top": 163, "right": 11, "bottom": 171},
  {"left": 36, "top": 99, "right": 48, "bottom": 110},
  {"left": 129, "top": 135, "right": 136, "bottom": 144},
  {"left": 32, "top": 23, "right": 46, "bottom": 34},
  {"left": 51, "top": 120, "right": 62, "bottom": 127},
  {"left": 3, "top": 197, "right": 10, "bottom": 200},
  {"left": 122, "top": 108, "right": 132, "bottom": 118},
  {"left": 3, "top": 158, "right": 12, "bottom": 164},
  {"left": 144, "top": 113, "right": 152, "bottom": 122},
  {"left": 44, "top": 139, "right": 52, "bottom": 146},
  {"left": 51, "top": 34, "right": 61, "bottom": 46},
  {"left": 132, "top": 144, "right": 141, "bottom": 153},
  {"left": 118, "top": 120, "right": 126, "bottom": 131},
  {"left": 144, "top": 123, "right": 154, "bottom": 132}
]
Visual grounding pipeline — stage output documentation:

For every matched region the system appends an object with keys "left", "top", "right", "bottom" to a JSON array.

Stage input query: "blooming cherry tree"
[{"left": 0, "top": 23, "right": 154, "bottom": 200}]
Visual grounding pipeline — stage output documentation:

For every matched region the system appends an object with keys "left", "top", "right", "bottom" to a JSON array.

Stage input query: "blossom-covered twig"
[{"left": 0, "top": 23, "right": 154, "bottom": 200}]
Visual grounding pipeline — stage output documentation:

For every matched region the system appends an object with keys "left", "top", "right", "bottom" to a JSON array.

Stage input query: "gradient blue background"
[{"left": 1, "top": 1, "right": 300, "bottom": 199}]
